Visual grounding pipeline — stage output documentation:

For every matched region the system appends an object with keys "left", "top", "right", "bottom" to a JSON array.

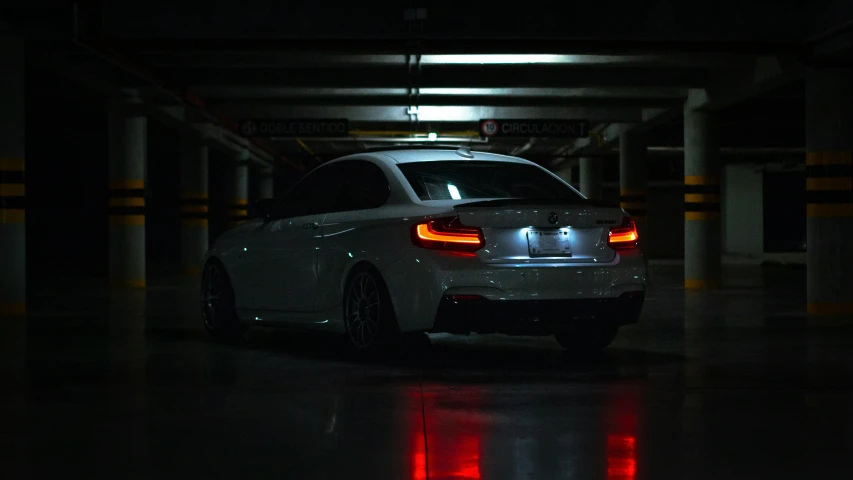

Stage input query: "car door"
[
  {"left": 314, "top": 160, "right": 392, "bottom": 312},
  {"left": 244, "top": 163, "right": 346, "bottom": 314}
]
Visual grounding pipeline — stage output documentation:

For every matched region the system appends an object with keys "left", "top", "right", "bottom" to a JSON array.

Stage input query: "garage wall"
[{"left": 722, "top": 164, "right": 764, "bottom": 258}]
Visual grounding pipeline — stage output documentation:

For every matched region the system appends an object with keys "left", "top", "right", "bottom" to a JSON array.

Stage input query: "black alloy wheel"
[{"left": 201, "top": 261, "right": 248, "bottom": 342}]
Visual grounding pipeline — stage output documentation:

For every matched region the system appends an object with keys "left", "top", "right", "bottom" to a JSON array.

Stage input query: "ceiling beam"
[
  {"left": 144, "top": 52, "right": 756, "bottom": 69},
  {"left": 685, "top": 55, "right": 804, "bottom": 111},
  {"left": 193, "top": 86, "right": 689, "bottom": 106},
  {"left": 217, "top": 104, "right": 644, "bottom": 123},
  {"left": 553, "top": 107, "right": 680, "bottom": 161},
  {"left": 108, "top": 37, "right": 799, "bottom": 56},
  {"left": 167, "top": 66, "right": 710, "bottom": 88}
]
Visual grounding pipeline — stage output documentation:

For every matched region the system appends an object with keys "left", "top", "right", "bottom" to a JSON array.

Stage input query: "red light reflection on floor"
[
  {"left": 607, "top": 434, "right": 637, "bottom": 479},
  {"left": 412, "top": 433, "right": 481, "bottom": 480},
  {"left": 408, "top": 384, "right": 482, "bottom": 480},
  {"left": 605, "top": 384, "right": 640, "bottom": 480},
  {"left": 413, "top": 449, "right": 427, "bottom": 480}
]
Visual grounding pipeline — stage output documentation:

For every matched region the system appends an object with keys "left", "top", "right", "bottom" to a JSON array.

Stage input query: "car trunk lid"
[{"left": 453, "top": 199, "right": 625, "bottom": 264}]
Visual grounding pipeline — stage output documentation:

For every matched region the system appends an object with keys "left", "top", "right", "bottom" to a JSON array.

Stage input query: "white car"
[{"left": 200, "top": 147, "right": 647, "bottom": 352}]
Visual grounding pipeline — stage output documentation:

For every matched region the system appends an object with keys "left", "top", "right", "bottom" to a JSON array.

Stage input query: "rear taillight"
[
  {"left": 608, "top": 217, "right": 639, "bottom": 250},
  {"left": 412, "top": 216, "right": 485, "bottom": 252}
]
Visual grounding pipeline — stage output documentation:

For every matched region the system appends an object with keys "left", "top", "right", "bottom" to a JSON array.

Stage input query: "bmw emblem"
[{"left": 548, "top": 212, "right": 559, "bottom": 224}]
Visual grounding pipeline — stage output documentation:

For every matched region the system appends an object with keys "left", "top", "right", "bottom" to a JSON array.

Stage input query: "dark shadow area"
[{"left": 227, "top": 327, "right": 686, "bottom": 384}]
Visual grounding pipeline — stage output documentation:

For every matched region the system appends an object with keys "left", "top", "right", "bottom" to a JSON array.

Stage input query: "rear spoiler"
[{"left": 453, "top": 198, "right": 622, "bottom": 210}]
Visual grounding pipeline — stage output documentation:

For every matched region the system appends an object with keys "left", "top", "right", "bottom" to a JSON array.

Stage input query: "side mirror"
[{"left": 247, "top": 198, "right": 276, "bottom": 221}]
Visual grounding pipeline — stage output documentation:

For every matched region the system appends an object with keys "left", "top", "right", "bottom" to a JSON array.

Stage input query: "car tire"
[
  {"left": 201, "top": 260, "right": 248, "bottom": 343},
  {"left": 342, "top": 265, "right": 398, "bottom": 353},
  {"left": 554, "top": 324, "right": 618, "bottom": 353}
]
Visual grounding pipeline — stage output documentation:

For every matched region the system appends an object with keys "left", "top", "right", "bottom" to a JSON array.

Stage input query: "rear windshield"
[{"left": 396, "top": 161, "right": 583, "bottom": 201}]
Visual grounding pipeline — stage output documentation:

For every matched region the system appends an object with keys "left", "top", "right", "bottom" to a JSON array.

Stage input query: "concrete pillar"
[
  {"left": 108, "top": 91, "right": 147, "bottom": 288},
  {"left": 257, "top": 168, "right": 274, "bottom": 199},
  {"left": 0, "top": 39, "right": 25, "bottom": 316},
  {"left": 554, "top": 159, "right": 574, "bottom": 186},
  {"left": 805, "top": 68, "right": 853, "bottom": 316},
  {"left": 180, "top": 138, "right": 209, "bottom": 276},
  {"left": 619, "top": 131, "right": 648, "bottom": 238},
  {"left": 683, "top": 108, "right": 721, "bottom": 289},
  {"left": 227, "top": 162, "right": 249, "bottom": 228},
  {"left": 579, "top": 157, "right": 602, "bottom": 199}
]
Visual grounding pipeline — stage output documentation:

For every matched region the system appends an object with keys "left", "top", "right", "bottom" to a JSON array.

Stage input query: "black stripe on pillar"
[
  {"left": 180, "top": 198, "right": 209, "bottom": 206},
  {"left": 684, "top": 202, "right": 721, "bottom": 212},
  {"left": 109, "top": 188, "right": 146, "bottom": 198},
  {"left": 684, "top": 184, "right": 720, "bottom": 194},
  {"left": 0, "top": 171, "right": 25, "bottom": 183},
  {"left": 807, "top": 165, "right": 852, "bottom": 178},
  {"left": 0, "top": 196, "right": 25, "bottom": 209},
  {"left": 107, "top": 206, "right": 146, "bottom": 215},
  {"left": 619, "top": 194, "right": 647, "bottom": 203},
  {"left": 806, "top": 191, "right": 853, "bottom": 204},
  {"left": 180, "top": 198, "right": 209, "bottom": 219}
]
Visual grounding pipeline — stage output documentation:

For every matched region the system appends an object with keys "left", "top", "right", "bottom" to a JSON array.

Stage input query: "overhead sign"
[
  {"left": 238, "top": 119, "right": 349, "bottom": 138},
  {"left": 479, "top": 119, "right": 589, "bottom": 138}
]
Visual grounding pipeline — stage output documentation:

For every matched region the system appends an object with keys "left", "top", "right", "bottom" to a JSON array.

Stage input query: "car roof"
[{"left": 331, "top": 148, "right": 537, "bottom": 166}]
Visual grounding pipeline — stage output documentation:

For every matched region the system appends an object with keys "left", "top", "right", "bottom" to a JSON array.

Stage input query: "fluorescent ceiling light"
[{"left": 421, "top": 54, "right": 583, "bottom": 64}]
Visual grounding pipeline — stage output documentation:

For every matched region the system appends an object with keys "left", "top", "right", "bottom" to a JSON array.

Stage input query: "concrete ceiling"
[{"left": 4, "top": 1, "right": 853, "bottom": 171}]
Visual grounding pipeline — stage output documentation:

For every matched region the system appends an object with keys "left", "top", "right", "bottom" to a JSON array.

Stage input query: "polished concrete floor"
[{"left": 1, "top": 264, "right": 852, "bottom": 479}]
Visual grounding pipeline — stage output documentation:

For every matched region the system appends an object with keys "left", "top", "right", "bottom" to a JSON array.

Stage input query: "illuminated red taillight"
[
  {"left": 608, "top": 217, "right": 639, "bottom": 250},
  {"left": 412, "top": 217, "right": 485, "bottom": 252}
]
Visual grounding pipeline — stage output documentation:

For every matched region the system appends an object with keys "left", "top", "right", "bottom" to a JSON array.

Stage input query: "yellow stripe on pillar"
[
  {"left": 807, "top": 204, "right": 853, "bottom": 217},
  {"left": 806, "top": 152, "right": 853, "bottom": 166},
  {"left": 0, "top": 158, "right": 25, "bottom": 171},
  {"left": 109, "top": 215, "right": 145, "bottom": 226},
  {"left": 108, "top": 179, "right": 145, "bottom": 189},
  {"left": 0, "top": 302, "right": 26, "bottom": 316},
  {"left": 685, "top": 279, "right": 719, "bottom": 289},
  {"left": 806, "top": 177, "right": 853, "bottom": 191},
  {"left": 0, "top": 209, "right": 25, "bottom": 224},
  {"left": 182, "top": 265, "right": 201, "bottom": 276},
  {"left": 684, "top": 176, "right": 720, "bottom": 185},
  {"left": 180, "top": 205, "right": 209, "bottom": 213},
  {"left": 181, "top": 218, "right": 209, "bottom": 227},
  {"left": 0, "top": 183, "right": 24, "bottom": 196},
  {"left": 181, "top": 192, "right": 209, "bottom": 200},
  {"left": 807, "top": 302, "right": 853, "bottom": 315},
  {"left": 684, "top": 193, "right": 720, "bottom": 203},
  {"left": 110, "top": 278, "right": 146, "bottom": 289},
  {"left": 685, "top": 211, "right": 720, "bottom": 221}
]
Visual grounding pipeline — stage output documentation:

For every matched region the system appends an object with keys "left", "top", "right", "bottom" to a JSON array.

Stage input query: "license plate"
[{"left": 527, "top": 229, "right": 572, "bottom": 256}]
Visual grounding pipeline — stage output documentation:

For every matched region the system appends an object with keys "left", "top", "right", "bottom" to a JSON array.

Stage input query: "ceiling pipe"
[
  {"left": 70, "top": 2, "right": 279, "bottom": 171},
  {"left": 510, "top": 137, "right": 538, "bottom": 156},
  {"left": 647, "top": 146, "right": 806, "bottom": 155},
  {"left": 559, "top": 146, "right": 806, "bottom": 157}
]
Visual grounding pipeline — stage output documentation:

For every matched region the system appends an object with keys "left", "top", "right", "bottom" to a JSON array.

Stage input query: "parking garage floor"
[{"left": 1, "top": 264, "right": 851, "bottom": 480}]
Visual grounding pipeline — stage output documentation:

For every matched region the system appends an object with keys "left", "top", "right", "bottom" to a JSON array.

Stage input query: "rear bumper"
[
  {"left": 382, "top": 247, "right": 647, "bottom": 332},
  {"left": 431, "top": 291, "right": 644, "bottom": 335}
]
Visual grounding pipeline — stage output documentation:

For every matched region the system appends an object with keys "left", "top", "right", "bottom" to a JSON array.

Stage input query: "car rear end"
[{"left": 381, "top": 154, "right": 647, "bottom": 337}]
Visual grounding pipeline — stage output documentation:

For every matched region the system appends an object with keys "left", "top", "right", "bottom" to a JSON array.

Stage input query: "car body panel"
[
  {"left": 202, "top": 148, "right": 648, "bottom": 335},
  {"left": 242, "top": 213, "right": 326, "bottom": 313}
]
